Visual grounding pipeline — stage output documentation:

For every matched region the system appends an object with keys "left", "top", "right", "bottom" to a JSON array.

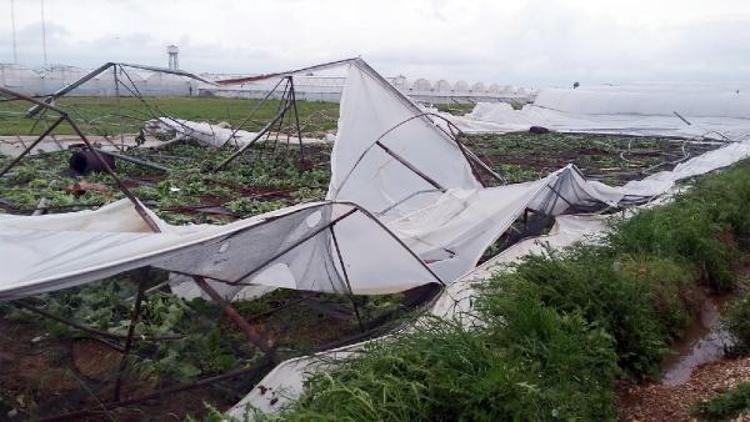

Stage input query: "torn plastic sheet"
[
  {"left": 144, "top": 117, "right": 330, "bottom": 148},
  {"left": 145, "top": 117, "right": 259, "bottom": 148},
  {"left": 0, "top": 200, "right": 443, "bottom": 301},
  {"left": 447, "top": 87, "right": 750, "bottom": 142}
]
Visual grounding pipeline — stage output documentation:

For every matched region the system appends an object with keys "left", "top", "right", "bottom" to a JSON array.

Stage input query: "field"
[
  {"left": 0, "top": 96, "right": 737, "bottom": 420},
  {"left": 0, "top": 96, "right": 340, "bottom": 136}
]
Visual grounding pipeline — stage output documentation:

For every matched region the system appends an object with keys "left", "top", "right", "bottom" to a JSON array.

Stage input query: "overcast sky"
[{"left": 2, "top": 0, "right": 749, "bottom": 87}]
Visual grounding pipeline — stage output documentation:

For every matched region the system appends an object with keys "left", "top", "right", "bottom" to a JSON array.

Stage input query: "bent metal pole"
[
  {"left": 0, "top": 85, "right": 162, "bottom": 233},
  {"left": 192, "top": 275, "right": 273, "bottom": 355}
]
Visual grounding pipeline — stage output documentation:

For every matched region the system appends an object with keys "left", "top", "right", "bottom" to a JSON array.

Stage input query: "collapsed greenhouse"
[{"left": 2, "top": 57, "right": 750, "bottom": 419}]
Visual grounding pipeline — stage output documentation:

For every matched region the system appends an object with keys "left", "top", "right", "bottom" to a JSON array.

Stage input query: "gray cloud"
[{"left": 1, "top": 0, "right": 749, "bottom": 86}]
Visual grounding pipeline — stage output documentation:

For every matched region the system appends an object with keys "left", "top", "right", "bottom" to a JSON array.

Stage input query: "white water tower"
[{"left": 167, "top": 45, "right": 179, "bottom": 70}]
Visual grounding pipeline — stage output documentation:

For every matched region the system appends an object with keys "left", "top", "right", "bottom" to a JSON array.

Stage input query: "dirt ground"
[
  {"left": 617, "top": 356, "right": 750, "bottom": 421},
  {"left": 618, "top": 270, "right": 750, "bottom": 421}
]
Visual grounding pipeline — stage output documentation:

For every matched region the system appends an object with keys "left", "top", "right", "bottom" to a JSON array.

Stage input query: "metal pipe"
[
  {"left": 192, "top": 276, "right": 272, "bottom": 354},
  {"left": 93, "top": 148, "right": 170, "bottom": 173},
  {"left": 216, "top": 57, "right": 359, "bottom": 85},
  {"left": 0, "top": 115, "right": 65, "bottom": 177},
  {"left": 289, "top": 78, "right": 306, "bottom": 166},
  {"left": 113, "top": 273, "right": 147, "bottom": 401},
  {"left": 118, "top": 62, "right": 215, "bottom": 85},
  {"left": 213, "top": 99, "right": 295, "bottom": 172},
  {"left": 330, "top": 226, "right": 364, "bottom": 331},
  {"left": 375, "top": 141, "right": 446, "bottom": 192}
]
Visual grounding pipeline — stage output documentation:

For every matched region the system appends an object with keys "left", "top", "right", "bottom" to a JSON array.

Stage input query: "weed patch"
[
  {"left": 724, "top": 294, "right": 750, "bottom": 354},
  {"left": 693, "top": 382, "right": 750, "bottom": 420}
]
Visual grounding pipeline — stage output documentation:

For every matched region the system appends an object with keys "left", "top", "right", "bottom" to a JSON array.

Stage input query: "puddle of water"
[{"left": 661, "top": 295, "right": 733, "bottom": 386}]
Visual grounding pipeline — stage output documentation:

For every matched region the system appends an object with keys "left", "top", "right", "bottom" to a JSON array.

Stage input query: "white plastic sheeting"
[
  {"left": 145, "top": 117, "right": 259, "bottom": 148},
  {"left": 143, "top": 117, "right": 329, "bottom": 148},
  {"left": 450, "top": 86, "right": 750, "bottom": 141},
  {"left": 327, "top": 63, "right": 481, "bottom": 220},
  {"left": 0, "top": 200, "right": 442, "bottom": 301}
]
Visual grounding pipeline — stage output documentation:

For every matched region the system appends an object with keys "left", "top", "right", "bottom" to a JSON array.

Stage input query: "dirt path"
[{"left": 617, "top": 356, "right": 750, "bottom": 421}]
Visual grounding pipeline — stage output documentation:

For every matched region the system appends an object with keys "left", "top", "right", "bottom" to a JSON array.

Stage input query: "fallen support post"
[
  {"left": 94, "top": 148, "right": 170, "bottom": 173},
  {"left": 113, "top": 270, "right": 148, "bottom": 401},
  {"left": 375, "top": 141, "right": 446, "bottom": 192},
  {"left": 192, "top": 276, "right": 273, "bottom": 355},
  {"left": 213, "top": 99, "right": 295, "bottom": 172}
]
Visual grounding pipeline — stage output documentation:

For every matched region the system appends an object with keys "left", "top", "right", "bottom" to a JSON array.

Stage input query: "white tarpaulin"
[
  {"left": 145, "top": 117, "right": 259, "bottom": 148},
  {"left": 449, "top": 86, "right": 750, "bottom": 141},
  {"left": 0, "top": 199, "right": 442, "bottom": 300},
  {"left": 327, "top": 62, "right": 481, "bottom": 220},
  {"left": 144, "top": 117, "right": 330, "bottom": 148}
]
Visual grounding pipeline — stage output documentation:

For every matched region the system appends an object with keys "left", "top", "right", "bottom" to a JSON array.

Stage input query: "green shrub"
[
  {"left": 268, "top": 289, "right": 618, "bottom": 421},
  {"left": 483, "top": 246, "right": 672, "bottom": 379},
  {"left": 608, "top": 202, "right": 738, "bottom": 292},
  {"left": 693, "top": 382, "right": 750, "bottom": 420},
  {"left": 724, "top": 294, "right": 750, "bottom": 353},
  {"left": 618, "top": 255, "right": 698, "bottom": 342}
]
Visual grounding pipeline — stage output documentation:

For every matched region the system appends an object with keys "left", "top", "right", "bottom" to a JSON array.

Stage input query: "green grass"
[
  {"left": 258, "top": 309, "right": 617, "bottom": 421},
  {"left": 433, "top": 102, "right": 476, "bottom": 116},
  {"left": 693, "top": 382, "right": 750, "bottom": 421},
  {"left": 0, "top": 96, "right": 339, "bottom": 135},
  {"left": 484, "top": 248, "right": 689, "bottom": 380},
  {"left": 262, "top": 161, "right": 750, "bottom": 421}
]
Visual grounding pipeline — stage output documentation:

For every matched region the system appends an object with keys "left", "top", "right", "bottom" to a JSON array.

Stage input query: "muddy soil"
[
  {"left": 617, "top": 277, "right": 750, "bottom": 420},
  {"left": 617, "top": 355, "right": 750, "bottom": 421},
  {"left": 661, "top": 294, "right": 734, "bottom": 386}
]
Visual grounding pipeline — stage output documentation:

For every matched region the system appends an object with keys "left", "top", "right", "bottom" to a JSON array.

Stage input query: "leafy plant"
[
  {"left": 693, "top": 382, "right": 750, "bottom": 421},
  {"left": 724, "top": 294, "right": 750, "bottom": 354}
]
